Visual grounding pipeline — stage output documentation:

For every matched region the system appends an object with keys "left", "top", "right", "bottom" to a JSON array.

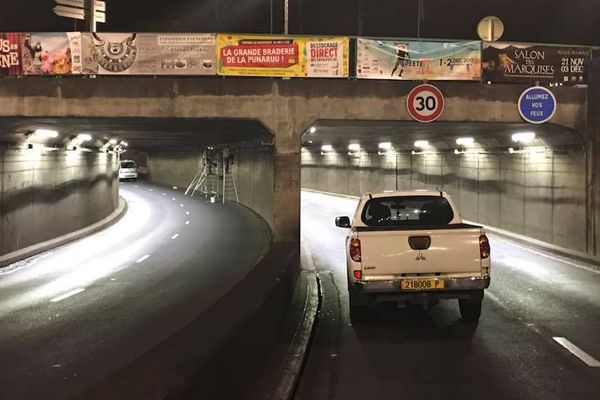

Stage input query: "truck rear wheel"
[{"left": 459, "top": 298, "right": 482, "bottom": 322}]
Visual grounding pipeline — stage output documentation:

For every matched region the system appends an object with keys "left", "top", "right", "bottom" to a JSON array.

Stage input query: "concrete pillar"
[{"left": 587, "top": 59, "right": 600, "bottom": 255}]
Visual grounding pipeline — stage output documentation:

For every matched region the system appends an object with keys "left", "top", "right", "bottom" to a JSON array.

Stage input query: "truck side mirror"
[{"left": 335, "top": 216, "right": 351, "bottom": 228}]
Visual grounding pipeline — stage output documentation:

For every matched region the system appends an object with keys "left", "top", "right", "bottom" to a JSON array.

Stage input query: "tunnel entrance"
[
  {"left": 0, "top": 116, "right": 275, "bottom": 258},
  {"left": 300, "top": 120, "right": 588, "bottom": 254}
]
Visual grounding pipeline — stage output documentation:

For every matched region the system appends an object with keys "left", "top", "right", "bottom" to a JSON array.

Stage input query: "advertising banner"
[
  {"left": 356, "top": 38, "right": 481, "bottom": 81},
  {"left": 0, "top": 33, "right": 23, "bottom": 76},
  {"left": 82, "top": 33, "right": 216, "bottom": 75},
  {"left": 21, "top": 32, "right": 82, "bottom": 75},
  {"left": 482, "top": 42, "right": 592, "bottom": 84},
  {"left": 216, "top": 34, "right": 349, "bottom": 78}
]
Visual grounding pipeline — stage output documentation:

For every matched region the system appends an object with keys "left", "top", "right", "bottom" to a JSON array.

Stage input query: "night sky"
[{"left": 2, "top": 0, "right": 599, "bottom": 46}]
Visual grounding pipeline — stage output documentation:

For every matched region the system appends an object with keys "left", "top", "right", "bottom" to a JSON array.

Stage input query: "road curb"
[
  {"left": 270, "top": 271, "right": 321, "bottom": 400},
  {"left": 0, "top": 197, "right": 128, "bottom": 270}
]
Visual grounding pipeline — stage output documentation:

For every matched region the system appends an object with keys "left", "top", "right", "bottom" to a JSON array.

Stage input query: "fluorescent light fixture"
[
  {"left": 33, "top": 129, "right": 58, "bottom": 138},
  {"left": 456, "top": 137, "right": 474, "bottom": 146},
  {"left": 321, "top": 144, "right": 333, "bottom": 152},
  {"left": 512, "top": 131, "right": 536, "bottom": 144},
  {"left": 77, "top": 133, "right": 92, "bottom": 141},
  {"left": 109, "top": 139, "right": 118, "bottom": 145},
  {"left": 309, "top": 126, "right": 317, "bottom": 134},
  {"left": 414, "top": 140, "right": 429, "bottom": 149},
  {"left": 378, "top": 142, "right": 392, "bottom": 150},
  {"left": 348, "top": 143, "right": 361, "bottom": 152}
]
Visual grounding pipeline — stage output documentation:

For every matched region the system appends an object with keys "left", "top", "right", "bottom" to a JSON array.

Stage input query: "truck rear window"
[
  {"left": 361, "top": 196, "right": 454, "bottom": 227},
  {"left": 120, "top": 161, "right": 136, "bottom": 169}
]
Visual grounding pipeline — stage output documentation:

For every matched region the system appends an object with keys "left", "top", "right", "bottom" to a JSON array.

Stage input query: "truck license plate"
[{"left": 401, "top": 279, "right": 445, "bottom": 290}]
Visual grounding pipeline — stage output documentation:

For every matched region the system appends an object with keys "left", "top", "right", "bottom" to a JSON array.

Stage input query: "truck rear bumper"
[{"left": 354, "top": 276, "right": 490, "bottom": 296}]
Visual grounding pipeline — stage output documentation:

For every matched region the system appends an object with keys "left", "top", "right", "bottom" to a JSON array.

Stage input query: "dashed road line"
[
  {"left": 50, "top": 288, "right": 86, "bottom": 303},
  {"left": 186, "top": 211, "right": 190, "bottom": 215},
  {"left": 171, "top": 197, "right": 176, "bottom": 201},
  {"left": 553, "top": 337, "right": 600, "bottom": 367},
  {"left": 171, "top": 233, "right": 179, "bottom": 240},
  {"left": 185, "top": 220, "right": 190, "bottom": 225},
  {"left": 136, "top": 255, "right": 151, "bottom": 263},
  {"left": 180, "top": 203, "right": 184, "bottom": 207}
]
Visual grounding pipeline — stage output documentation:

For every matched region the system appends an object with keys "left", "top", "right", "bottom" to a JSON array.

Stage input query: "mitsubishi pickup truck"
[{"left": 335, "top": 190, "right": 491, "bottom": 322}]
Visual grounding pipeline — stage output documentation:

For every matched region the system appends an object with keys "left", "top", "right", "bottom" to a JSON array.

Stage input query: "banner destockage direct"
[
  {"left": 482, "top": 42, "right": 593, "bottom": 84},
  {"left": 82, "top": 33, "right": 216, "bottom": 75},
  {"left": 356, "top": 38, "right": 481, "bottom": 81},
  {"left": 216, "top": 34, "right": 350, "bottom": 78}
]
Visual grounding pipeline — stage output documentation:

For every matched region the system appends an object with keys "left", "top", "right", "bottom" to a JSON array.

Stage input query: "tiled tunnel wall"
[
  {"left": 301, "top": 149, "right": 588, "bottom": 253},
  {"left": 0, "top": 147, "right": 119, "bottom": 257},
  {"left": 140, "top": 149, "right": 275, "bottom": 230}
]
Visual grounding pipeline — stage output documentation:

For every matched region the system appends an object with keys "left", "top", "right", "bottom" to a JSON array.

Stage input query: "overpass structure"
[{"left": 0, "top": 74, "right": 598, "bottom": 250}]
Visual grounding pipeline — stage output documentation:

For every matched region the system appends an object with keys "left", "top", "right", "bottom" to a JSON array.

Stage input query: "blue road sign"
[{"left": 518, "top": 86, "right": 557, "bottom": 124}]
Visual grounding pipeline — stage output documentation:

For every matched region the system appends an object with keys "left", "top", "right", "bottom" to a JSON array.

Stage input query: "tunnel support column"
[{"left": 587, "top": 59, "right": 600, "bottom": 256}]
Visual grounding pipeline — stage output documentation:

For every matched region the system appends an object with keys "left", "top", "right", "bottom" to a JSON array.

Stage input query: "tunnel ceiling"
[
  {"left": 0, "top": 117, "right": 273, "bottom": 152},
  {"left": 303, "top": 120, "right": 586, "bottom": 151}
]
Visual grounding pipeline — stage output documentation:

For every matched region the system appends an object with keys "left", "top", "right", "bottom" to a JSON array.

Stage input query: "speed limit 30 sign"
[{"left": 406, "top": 84, "right": 445, "bottom": 123}]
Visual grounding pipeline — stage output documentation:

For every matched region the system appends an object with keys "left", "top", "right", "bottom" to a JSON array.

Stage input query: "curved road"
[
  {"left": 297, "top": 190, "right": 600, "bottom": 400},
  {"left": 0, "top": 182, "right": 270, "bottom": 400}
]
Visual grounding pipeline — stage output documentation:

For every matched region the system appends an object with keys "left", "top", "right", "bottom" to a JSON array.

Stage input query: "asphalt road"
[
  {"left": 0, "top": 181, "right": 270, "bottom": 400},
  {"left": 297, "top": 190, "right": 600, "bottom": 400}
]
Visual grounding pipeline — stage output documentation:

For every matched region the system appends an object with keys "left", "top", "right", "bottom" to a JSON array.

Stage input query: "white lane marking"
[
  {"left": 134, "top": 185, "right": 139, "bottom": 188},
  {"left": 162, "top": 193, "right": 166, "bottom": 196},
  {"left": 186, "top": 211, "right": 190, "bottom": 215},
  {"left": 180, "top": 203, "right": 184, "bottom": 207},
  {"left": 553, "top": 337, "right": 600, "bottom": 367},
  {"left": 50, "top": 288, "right": 85, "bottom": 303},
  {"left": 493, "top": 237, "right": 600, "bottom": 275},
  {"left": 185, "top": 220, "right": 190, "bottom": 225},
  {"left": 171, "top": 234, "right": 179, "bottom": 240},
  {"left": 149, "top": 189, "right": 153, "bottom": 192},
  {"left": 171, "top": 197, "right": 176, "bottom": 201},
  {"left": 136, "top": 255, "right": 151, "bottom": 263}
]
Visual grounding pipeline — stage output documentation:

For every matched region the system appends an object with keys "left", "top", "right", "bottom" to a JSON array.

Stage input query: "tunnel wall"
[
  {"left": 301, "top": 149, "right": 588, "bottom": 253},
  {"left": 146, "top": 152, "right": 201, "bottom": 189},
  {"left": 233, "top": 150, "right": 274, "bottom": 228},
  {"left": 145, "top": 150, "right": 275, "bottom": 230},
  {"left": 0, "top": 146, "right": 119, "bottom": 257}
]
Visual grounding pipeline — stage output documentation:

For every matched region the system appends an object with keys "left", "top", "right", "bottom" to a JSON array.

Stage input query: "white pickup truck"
[{"left": 335, "top": 190, "right": 491, "bottom": 322}]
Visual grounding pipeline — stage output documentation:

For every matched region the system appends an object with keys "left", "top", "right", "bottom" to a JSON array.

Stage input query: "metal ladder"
[{"left": 185, "top": 161, "right": 238, "bottom": 204}]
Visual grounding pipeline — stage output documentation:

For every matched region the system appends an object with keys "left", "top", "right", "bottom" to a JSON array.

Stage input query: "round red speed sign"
[{"left": 406, "top": 84, "right": 445, "bottom": 123}]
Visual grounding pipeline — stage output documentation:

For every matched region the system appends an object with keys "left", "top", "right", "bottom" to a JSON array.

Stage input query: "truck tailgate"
[{"left": 359, "top": 228, "right": 482, "bottom": 276}]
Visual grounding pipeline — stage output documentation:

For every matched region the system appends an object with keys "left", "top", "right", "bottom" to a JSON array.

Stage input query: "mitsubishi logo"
[{"left": 415, "top": 251, "right": 426, "bottom": 261}]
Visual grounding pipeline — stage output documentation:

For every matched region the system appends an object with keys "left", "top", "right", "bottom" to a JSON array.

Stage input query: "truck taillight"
[
  {"left": 350, "top": 238, "right": 361, "bottom": 262},
  {"left": 479, "top": 234, "right": 490, "bottom": 259},
  {"left": 353, "top": 270, "right": 362, "bottom": 280}
]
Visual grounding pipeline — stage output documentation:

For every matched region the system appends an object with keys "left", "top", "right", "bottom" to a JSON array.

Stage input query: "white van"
[{"left": 119, "top": 160, "right": 138, "bottom": 181}]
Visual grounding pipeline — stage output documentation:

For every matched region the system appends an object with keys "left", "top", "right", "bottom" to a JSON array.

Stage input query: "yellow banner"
[{"left": 216, "top": 34, "right": 349, "bottom": 78}]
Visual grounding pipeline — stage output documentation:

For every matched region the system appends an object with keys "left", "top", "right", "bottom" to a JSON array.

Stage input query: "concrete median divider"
[{"left": 75, "top": 240, "right": 304, "bottom": 400}]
